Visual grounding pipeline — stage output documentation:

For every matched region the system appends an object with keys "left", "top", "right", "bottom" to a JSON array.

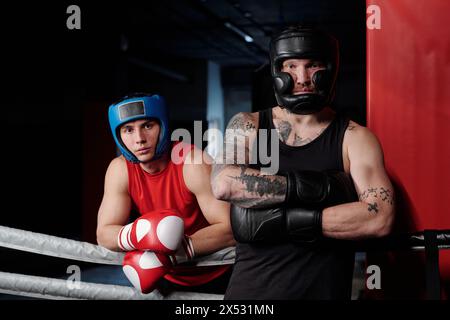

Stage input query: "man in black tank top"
[{"left": 211, "top": 26, "right": 395, "bottom": 299}]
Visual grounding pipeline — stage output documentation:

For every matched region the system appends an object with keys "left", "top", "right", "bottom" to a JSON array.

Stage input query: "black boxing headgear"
[{"left": 269, "top": 26, "right": 339, "bottom": 114}]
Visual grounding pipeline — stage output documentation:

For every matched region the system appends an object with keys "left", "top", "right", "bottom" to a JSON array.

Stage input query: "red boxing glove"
[
  {"left": 118, "top": 209, "right": 184, "bottom": 254},
  {"left": 122, "top": 250, "right": 172, "bottom": 294}
]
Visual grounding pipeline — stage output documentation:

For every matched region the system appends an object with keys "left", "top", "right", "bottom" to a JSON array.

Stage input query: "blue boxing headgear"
[{"left": 108, "top": 94, "right": 170, "bottom": 163}]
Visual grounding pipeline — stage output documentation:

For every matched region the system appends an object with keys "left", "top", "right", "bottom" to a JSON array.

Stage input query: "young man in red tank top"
[{"left": 96, "top": 93, "right": 235, "bottom": 295}]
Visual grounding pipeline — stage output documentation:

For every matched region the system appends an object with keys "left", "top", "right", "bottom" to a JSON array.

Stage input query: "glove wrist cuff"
[
  {"left": 117, "top": 223, "right": 134, "bottom": 251},
  {"left": 170, "top": 236, "right": 195, "bottom": 265},
  {"left": 286, "top": 208, "right": 323, "bottom": 243},
  {"left": 185, "top": 236, "right": 195, "bottom": 259}
]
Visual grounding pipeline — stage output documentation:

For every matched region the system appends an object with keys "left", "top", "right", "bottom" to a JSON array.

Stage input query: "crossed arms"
[{"left": 211, "top": 112, "right": 394, "bottom": 240}]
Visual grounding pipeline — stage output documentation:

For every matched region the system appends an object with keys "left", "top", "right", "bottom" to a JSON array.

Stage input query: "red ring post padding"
[{"left": 366, "top": 0, "right": 450, "bottom": 299}]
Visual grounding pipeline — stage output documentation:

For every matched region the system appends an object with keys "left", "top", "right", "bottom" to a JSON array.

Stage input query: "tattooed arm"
[
  {"left": 211, "top": 112, "right": 288, "bottom": 208},
  {"left": 321, "top": 125, "right": 395, "bottom": 239}
]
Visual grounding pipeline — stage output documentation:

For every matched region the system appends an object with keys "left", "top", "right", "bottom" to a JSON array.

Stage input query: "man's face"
[
  {"left": 120, "top": 119, "right": 160, "bottom": 163},
  {"left": 281, "top": 58, "right": 326, "bottom": 95}
]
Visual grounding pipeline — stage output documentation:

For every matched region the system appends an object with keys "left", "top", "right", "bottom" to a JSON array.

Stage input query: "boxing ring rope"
[
  {"left": 0, "top": 225, "right": 234, "bottom": 300},
  {"left": 348, "top": 230, "right": 450, "bottom": 251},
  {"left": 0, "top": 224, "right": 449, "bottom": 299},
  {"left": 0, "top": 225, "right": 235, "bottom": 266},
  {"left": 0, "top": 271, "right": 223, "bottom": 300}
]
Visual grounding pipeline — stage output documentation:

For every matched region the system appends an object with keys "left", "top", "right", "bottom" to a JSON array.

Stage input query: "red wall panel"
[{"left": 367, "top": 0, "right": 450, "bottom": 298}]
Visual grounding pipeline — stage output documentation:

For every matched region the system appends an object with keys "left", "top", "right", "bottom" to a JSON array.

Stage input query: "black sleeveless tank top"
[{"left": 224, "top": 108, "right": 355, "bottom": 300}]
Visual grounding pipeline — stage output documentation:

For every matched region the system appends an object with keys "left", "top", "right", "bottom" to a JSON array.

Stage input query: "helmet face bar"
[
  {"left": 108, "top": 94, "right": 170, "bottom": 163},
  {"left": 269, "top": 26, "right": 339, "bottom": 114}
]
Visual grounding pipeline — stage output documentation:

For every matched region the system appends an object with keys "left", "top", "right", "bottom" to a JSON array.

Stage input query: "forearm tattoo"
[
  {"left": 228, "top": 166, "right": 286, "bottom": 208},
  {"left": 359, "top": 187, "right": 394, "bottom": 214}
]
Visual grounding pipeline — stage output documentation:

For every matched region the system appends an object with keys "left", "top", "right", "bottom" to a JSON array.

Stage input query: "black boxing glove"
[
  {"left": 230, "top": 204, "right": 322, "bottom": 243},
  {"left": 285, "top": 207, "right": 322, "bottom": 243},
  {"left": 230, "top": 205, "right": 286, "bottom": 243},
  {"left": 284, "top": 170, "right": 358, "bottom": 208}
]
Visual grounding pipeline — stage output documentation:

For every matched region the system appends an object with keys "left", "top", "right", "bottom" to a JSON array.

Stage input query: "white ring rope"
[
  {"left": 0, "top": 225, "right": 235, "bottom": 266},
  {"left": 0, "top": 224, "right": 233, "bottom": 299},
  {"left": 0, "top": 271, "right": 223, "bottom": 300},
  {"left": 1, "top": 224, "right": 448, "bottom": 300}
]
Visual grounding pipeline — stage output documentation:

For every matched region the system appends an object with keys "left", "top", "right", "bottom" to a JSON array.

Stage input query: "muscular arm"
[
  {"left": 96, "top": 157, "right": 132, "bottom": 251},
  {"left": 183, "top": 148, "right": 236, "bottom": 256},
  {"left": 211, "top": 112, "right": 287, "bottom": 208},
  {"left": 322, "top": 126, "right": 395, "bottom": 239}
]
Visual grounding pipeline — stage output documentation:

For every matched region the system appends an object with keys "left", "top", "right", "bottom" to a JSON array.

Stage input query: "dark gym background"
[{"left": 1, "top": 1, "right": 365, "bottom": 282}]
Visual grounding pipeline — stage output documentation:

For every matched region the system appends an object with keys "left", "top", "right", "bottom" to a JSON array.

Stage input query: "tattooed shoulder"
[{"left": 227, "top": 112, "right": 258, "bottom": 132}]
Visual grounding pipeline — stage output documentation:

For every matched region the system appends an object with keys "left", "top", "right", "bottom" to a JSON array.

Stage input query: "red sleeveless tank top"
[{"left": 126, "top": 142, "right": 229, "bottom": 286}]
